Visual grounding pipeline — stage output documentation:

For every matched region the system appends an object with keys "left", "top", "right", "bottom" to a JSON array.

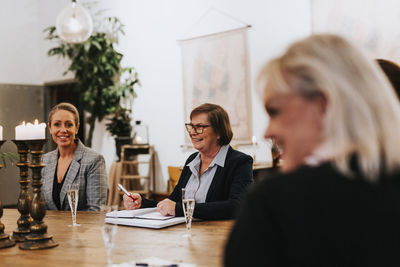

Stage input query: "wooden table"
[{"left": 0, "top": 209, "right": 233, "bottom": 267}]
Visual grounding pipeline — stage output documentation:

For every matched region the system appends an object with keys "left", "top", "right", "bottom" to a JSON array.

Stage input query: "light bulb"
[{"left": 56, "top": 1, "right": 93, "bottom": 44}]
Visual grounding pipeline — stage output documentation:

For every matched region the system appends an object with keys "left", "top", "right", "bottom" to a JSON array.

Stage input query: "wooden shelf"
[
  {"left": 118, "top": 145, "right": 155, "bottom": 201},
  {"left": 120, "top": 175, "right": 150, "bottom": 179},
  {"left": 121, "top": 160, "right": 151, "bottom": 164}
]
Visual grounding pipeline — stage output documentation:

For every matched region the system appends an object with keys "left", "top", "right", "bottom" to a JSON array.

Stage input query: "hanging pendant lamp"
[{"left": 56, "top": 0, "right": 93, "bottom": 43}]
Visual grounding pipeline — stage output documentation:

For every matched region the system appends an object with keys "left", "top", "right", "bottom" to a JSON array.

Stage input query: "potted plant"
[
  {"left": 106, "top": 106, "right": 133, "bottom": 160},
  {"left": 44, "top": 16, "right": 139, "bottom": 147}
]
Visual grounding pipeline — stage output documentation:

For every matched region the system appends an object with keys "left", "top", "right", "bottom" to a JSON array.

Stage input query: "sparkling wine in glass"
[
  {"left": 67, "top": 184, "right": 80, "bottom": 227},
  {"left": 101, "top": 205, "right": 118, "bottom": 267},
  {"left": 182, "top": 188, "right": 196, "bottom": 237}
]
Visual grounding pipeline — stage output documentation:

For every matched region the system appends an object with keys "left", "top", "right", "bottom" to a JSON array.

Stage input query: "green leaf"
[
  {"left": 0, "top": 152, "right": 19, "bottom": 168},
  {"left": 84, "top": 42, "right": 91, "bottom": 52},
  {"left": 92, "top": 41, "right": 102, "bottom": 50}
]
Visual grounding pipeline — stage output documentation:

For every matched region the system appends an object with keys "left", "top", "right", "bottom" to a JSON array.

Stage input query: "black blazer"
[
  {"left": 225, "top": 162, "right": 400, "bottom": 267},
  {"left": 143, "top": 146, "right": 253, "bottom": 220}
]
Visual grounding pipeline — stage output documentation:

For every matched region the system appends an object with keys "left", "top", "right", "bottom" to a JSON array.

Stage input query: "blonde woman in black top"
[{"left": 225, "top": 34, "right": 400, "bottom": 267}]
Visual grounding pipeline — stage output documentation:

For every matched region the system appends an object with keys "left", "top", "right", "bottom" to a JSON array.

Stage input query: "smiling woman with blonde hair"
[
  {"left": 225, "top": 34, "right": 400, "bottom": 266},
  {"left": 41, "top": 102, "right": 107, "bottom": 211}
]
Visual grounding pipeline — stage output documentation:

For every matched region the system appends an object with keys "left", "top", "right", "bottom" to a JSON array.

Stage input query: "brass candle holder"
[
  {"left": 0, "top": 140, "right": 17, "bottom": 249},
  {"left": 19, "top": 139, "right": 58, "bottom": 250},
  {"left": 11, "top": 140, "right": 32, "bottom": 242}
]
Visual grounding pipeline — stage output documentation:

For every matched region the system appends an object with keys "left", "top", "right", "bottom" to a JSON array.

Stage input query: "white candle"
[
  {"left": 135, "top": 136, "right": 143, "bottom": 143},
  {"left": 252, "top": 136, "right": 257, "bottom": 146},
  {"left": 0, "top": 125, "right": 3, "bottom": 140},
  {"left": 26, "top": 119, "right": 46, "bottom": 140},
  {"left": 15, "top": 121, "right": 28, "bottom": 140}
]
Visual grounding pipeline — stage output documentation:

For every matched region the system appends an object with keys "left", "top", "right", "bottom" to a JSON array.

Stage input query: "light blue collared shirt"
[{"left": 184, "top": 145, "right": 229, "bottom": 203}]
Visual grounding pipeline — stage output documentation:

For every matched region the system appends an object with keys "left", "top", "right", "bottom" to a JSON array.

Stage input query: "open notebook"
[{"left": 105, "top": 207, "right": 186, "bottom": 229}]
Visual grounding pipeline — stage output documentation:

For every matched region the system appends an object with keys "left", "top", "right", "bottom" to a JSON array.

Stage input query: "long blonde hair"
[{"left": 258, "top": 34, "right": 400, "bottom": 182}]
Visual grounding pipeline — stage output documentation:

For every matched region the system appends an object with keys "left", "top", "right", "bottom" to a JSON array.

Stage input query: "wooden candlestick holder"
[
  {"left": 19, "top": 139, "right": 58, "bottom": 250},
  {"left": 11, "top": 140, "right": 33, "bottom": 242}
]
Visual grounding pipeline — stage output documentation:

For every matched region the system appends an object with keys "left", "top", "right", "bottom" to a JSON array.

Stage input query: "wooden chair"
[{"left": 167, "top": 166, "right": 182, "bottom": 193}]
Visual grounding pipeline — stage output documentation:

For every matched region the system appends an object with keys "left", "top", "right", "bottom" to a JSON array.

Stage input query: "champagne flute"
[
  {"left": 101, "top": 205, "right": 118, "bottom": 267},
  {"left": 67, "top": 184, "right": 80, "bottom": 227},
  {"left": 182, "top": 188, "right": 196, "bottom": 238}
]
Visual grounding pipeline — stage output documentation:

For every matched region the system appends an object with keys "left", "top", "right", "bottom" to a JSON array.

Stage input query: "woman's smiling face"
[
  {"left": 264, "top": 92, "right": 325, "bottom": 172},
  {"left": 188, "top": 113, "right": 220, "bottom": 154},
  {"left": 49, "top": 110, "right": 79, "bottom": 148}
]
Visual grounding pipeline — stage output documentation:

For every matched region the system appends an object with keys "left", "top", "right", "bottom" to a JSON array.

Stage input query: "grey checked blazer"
[{"left": 41, "top": 140, "right": 107, "bottom": 211}]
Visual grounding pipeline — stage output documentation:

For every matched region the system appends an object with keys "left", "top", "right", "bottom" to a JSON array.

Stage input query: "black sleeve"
[
  {"left": 224, "top": 184, "right": 278, "bottom": 267},
  {"left": 140, "top": 197, "right": 157, "bottom": 208}
]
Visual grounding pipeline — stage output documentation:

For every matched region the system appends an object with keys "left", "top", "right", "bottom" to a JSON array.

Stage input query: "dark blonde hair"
[
  {"left": 48, "top": 102, "right": 80, "bottom": 126},
  {"left": 190, "top": 103, "right": 233, "bottom": 146}
]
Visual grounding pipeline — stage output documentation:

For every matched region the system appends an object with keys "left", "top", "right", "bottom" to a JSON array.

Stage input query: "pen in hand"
[{"left": 118, "top": 183, "right": 139, "bottom": 205}]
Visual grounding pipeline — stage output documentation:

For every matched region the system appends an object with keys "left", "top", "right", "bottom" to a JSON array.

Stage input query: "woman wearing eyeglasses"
[{"left": 123, "top": 103, "right": 253, "bottom": 220}]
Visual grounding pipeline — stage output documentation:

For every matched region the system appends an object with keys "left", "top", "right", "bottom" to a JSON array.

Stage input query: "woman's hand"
[
  {"left": 123, "top": 193, "right": 142, "bottom": 210},
  {"left": 157, "top": 198, "right": 176, "bottom": 216}
]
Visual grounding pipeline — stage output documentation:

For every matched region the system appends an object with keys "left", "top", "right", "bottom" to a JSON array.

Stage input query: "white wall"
[
  {"left": 0, "top": 0, "right": 72, "bottom": 84},
  {"left": 0, "top": 0, "right": 311, "bottom": 192},
  {"left": 0, "top": 1, "right": 41, "bottom": 84},
  {"left": 38, "top": 0, "right": 74, "bottom": 83}
]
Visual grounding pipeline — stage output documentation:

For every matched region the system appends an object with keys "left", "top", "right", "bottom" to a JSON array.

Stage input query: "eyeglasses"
[{"left": 185, "top": 123, "right": 211, "bottom": 134}]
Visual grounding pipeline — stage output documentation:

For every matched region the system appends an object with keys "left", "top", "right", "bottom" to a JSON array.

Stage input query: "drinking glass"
[
  {"left": 67, "top": 184, "right": 80, "bottom": 227},
  {"left": 101, "top": 205, "right": 118, "bottom": 267},
  {"left": 182, "top": 188, "right": 196, "bottom": 238}
]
